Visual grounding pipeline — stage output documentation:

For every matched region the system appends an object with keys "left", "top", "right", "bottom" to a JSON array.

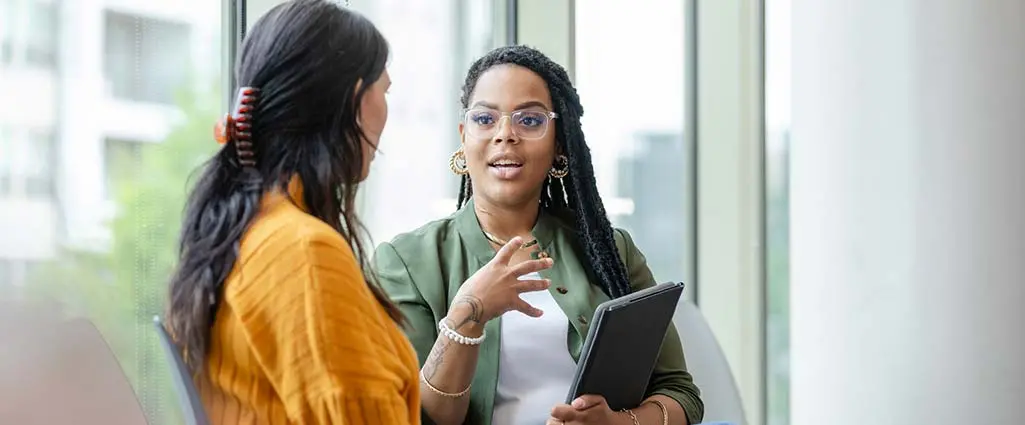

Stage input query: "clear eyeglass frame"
[{"left": 462, "top": 108, "right": 559, "bottom": 140}]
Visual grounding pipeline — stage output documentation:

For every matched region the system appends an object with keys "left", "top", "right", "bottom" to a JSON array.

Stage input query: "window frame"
[{"left": 222, "top": 0, "right": 243, "bottom": 110}]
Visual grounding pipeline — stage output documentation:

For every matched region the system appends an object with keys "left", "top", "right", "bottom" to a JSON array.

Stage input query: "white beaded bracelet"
[{"left": 438, "top": 319, "right": 486, "bottom": 345}]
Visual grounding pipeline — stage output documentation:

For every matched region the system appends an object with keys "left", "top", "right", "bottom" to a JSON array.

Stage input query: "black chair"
[{"left": 153, "top": 316, "right": 210, "bottom": 425}]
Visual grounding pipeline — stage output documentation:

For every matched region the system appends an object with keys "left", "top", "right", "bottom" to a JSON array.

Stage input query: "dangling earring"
[
  {"left": 449, "top": 148, "right": 469, "bottom": 175},
  {"left": 548, "top": 154, "right": 569, "bottom": 179}
]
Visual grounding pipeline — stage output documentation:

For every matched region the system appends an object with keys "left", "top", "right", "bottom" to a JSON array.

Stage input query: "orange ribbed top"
[{"left": 199, "top": 185, "right": 420, "bottom": 425}]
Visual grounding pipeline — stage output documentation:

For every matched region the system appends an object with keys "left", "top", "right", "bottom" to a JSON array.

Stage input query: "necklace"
[{"left": 482, "top": 230, "right": 539, "bottom": 249}]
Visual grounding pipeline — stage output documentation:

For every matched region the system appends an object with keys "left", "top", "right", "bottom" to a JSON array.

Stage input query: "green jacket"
[{"left": 373, "top": 201, "right": 704, "bottom": 425}]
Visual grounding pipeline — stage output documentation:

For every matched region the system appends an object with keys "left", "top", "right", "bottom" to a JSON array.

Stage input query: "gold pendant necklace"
[{"left": 482, "top": 230, "right": 539, "bottom": 249}]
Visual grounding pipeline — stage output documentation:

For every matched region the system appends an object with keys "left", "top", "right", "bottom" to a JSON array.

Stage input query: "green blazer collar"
[{"left": 454, "top": 198, "right": 562, "bottom": 262}]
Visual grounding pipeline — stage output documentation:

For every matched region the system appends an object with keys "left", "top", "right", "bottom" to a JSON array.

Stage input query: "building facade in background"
[{"left": 0, "top": 0, "right": 218, "bottom": 289}]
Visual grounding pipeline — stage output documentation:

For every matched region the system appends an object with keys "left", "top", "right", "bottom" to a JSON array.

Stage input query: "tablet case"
[{"left": 565, "top": 281, "right": 686, "bottom": 411}]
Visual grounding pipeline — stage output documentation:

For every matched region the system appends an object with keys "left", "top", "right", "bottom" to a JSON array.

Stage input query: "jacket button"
[
  {"left": 556, "top": 287, "right": 568, "bottom": 294},
  {"left": 577, "top": 315, "right": 588, "bottom": 325}
]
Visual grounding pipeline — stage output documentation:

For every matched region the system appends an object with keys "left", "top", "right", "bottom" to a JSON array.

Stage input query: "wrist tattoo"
[
  {"left": 451, "top": 294, "right": 485, "bottom": 327},
  {"left": 422, "top": 337, "right": 451, "bottom": 380}
]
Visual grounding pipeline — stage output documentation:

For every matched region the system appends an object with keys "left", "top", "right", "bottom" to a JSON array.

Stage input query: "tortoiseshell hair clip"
[{"left": 214, "top": 87, "right": 260, "bottom": 168}]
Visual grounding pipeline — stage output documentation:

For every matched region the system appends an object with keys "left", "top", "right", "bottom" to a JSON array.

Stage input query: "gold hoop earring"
[
  {"left": 449, "top": 148, "right": 469, "bottom": 175},
  {"left": 548, "top": 154, "right": 569, "bottom": 179}
]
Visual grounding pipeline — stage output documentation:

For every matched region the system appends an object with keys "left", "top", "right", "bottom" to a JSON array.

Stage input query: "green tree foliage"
[{"left": 28, "top": 83, "right": 221, "bottom": 425}]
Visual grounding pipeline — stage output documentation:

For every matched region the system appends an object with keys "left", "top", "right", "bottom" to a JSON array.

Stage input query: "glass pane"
[
  {"left": 0, "top": 128, "right": 10, "bottom": 182},
  {"left": 24, "top": 129, "right": 55, "bottom": 197},
  {"left": 103, "top": 138, "right": 144, "bottom": 200},
  {"left": 343, "top": 0, "right": 502, "bottom": 243},
  {"left": 26, "top": 0, "right": 58, "bottom": 67},
  {"left": 765, "top": 0, "right": 792, "bottom": 424},
  {"left": 103, "top": 11, "right": 192, "bottom": 104},
  {"left": 574, "top": 2, "right": 693, "bottom": 291},
  {"left": 0, "top": 0, "right": 59, "bottom": 68},
  {"left": 0, "top": 0, "right": 225, "bottom": 424},
  {"left": 0, "top": 259, "right": 10, "bottom": 287}
]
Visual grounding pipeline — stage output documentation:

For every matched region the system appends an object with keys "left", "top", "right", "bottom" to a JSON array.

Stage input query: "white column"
[
  {"left": 58, "top": 0, "right": 109, "bottom": 248},
  {"left": 791, "top": 1, "right": 1025, "bottom": 424},
  {"left": 695, "top": 0, "right": 765, "bottom": 423}
]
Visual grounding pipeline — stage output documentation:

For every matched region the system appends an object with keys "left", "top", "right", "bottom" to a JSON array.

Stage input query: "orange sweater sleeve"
[{"left": 233, "top": 229, "right": 415, "bottom": 425}]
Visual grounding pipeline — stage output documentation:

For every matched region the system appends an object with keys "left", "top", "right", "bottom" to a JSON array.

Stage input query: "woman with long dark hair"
[
  {"left": 375, "top": 45, "right": 702, "bottom": 425},
  {"left": 165, "top": 1, "right": 419, "bottom": 423}
]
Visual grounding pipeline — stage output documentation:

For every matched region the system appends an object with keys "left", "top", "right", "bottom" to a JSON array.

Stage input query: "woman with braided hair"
[
  {"left": 375, "top": 45, "right": 703, "bottom": 425},
  {"left": 164, "top": 1, "right": 419, "bottom": 423}
]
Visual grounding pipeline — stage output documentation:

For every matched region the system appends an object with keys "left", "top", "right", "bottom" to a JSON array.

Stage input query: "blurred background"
[{"left": 1, "top": 0, "right": 1022, "bottom": 424}]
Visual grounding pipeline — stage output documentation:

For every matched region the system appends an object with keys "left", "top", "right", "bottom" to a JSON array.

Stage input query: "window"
[
  {"left": 0, "top": 127, "right": 55, "bottom": 198},
  {"left": 103, "top": 139, "right": 143, "bottom": 200},
  {"left": 0, "top": 259, "right": 36, "bottom": 288},
  {"left": 0, "top": 259, "right": 10, "bottom": 288},
  {"left": 0, "top": 1, "right": 223, "bottom": 424},
  {"left": 24, "top": 129, "right": 55, "bottom": 197},
  {"left": 0, "top": 0, "right": 59, "bottom": 68},
  {"left": 616, "top": 132, "right": 689, "bottom": 281},
  {"left": 575, "top": 2, "right": 693, "bottom": 289},
  {"left": 765, "top": 0, "right": 792, "bottom": 424},
  {"left": 347, "top": 0, "right": 505, "bottom": 243},
  {"left": 0, "top": 129, "right": 10, "bottom": 195},
  {"left": 103, "top": 11, "right": 192, "bottom": 104}
]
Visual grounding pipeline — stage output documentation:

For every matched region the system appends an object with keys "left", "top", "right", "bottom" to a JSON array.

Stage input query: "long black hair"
[
  {"left": 166, "top": 0, "right": 401, "bottom": 372},
  {"left": 456, "top": 45, "right": 632, "bottom": 299}
]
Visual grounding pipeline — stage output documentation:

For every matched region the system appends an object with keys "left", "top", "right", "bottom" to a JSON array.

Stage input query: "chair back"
[
  {"left": 673, "top": 300, "right": 748, "bottom": 425},
  {"left": 153, "top": 316, "right": 210, "bottom": 425}
]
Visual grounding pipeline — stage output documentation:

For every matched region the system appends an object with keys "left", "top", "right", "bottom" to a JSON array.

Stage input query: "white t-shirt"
[{"left": 491, "top": 272, "right": 579, "bottom": 425}]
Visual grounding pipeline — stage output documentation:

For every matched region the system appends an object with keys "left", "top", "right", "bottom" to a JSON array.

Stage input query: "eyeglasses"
[{"left": 462, "top": 108, "right": 558, "bottom": 140}]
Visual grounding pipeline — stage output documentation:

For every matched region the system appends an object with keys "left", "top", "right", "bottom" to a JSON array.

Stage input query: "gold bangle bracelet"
[
  {"left": 644, "top": 399, "right": 669, "bottom": 425},
  {"left": 419, "top": 369, "right": 471, "bottom": 398}
]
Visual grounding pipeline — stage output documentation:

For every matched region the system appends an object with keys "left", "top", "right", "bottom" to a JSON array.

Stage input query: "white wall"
[
  {"left": 0, "top": 199, "right": 57, "bottom": 260},
  {"left": 791, "top": 0, "right": 1025, "bottom": 423},
  {"left": 0, "top": 69, "right": 57, "bottom": 129},
  {"left": 0, "top": 70, "right": 59, "bottom": 263}
]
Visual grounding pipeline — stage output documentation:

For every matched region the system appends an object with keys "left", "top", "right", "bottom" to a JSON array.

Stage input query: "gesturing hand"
[
  {"left": 448, "top": 236, "right": 554, "bottom": 328},
  {"left": 547, "top": 395, "right": 629, "bottom": 425}
]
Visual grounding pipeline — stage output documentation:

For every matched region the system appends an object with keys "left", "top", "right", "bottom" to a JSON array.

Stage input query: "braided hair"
[{"left": 456, "top": 45, "right": 632, "bottom": 299}]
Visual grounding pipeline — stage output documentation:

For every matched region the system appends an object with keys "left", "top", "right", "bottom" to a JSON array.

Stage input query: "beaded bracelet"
[{"left": 438, "top": 318, "right": 486, "bottom": 345}]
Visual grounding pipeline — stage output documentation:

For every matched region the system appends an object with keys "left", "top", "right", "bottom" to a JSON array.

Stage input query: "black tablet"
[{"left": 565, "top": 281, "right": 686, "bottom": 411}]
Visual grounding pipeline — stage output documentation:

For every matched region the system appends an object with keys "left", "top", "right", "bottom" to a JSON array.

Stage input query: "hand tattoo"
[{"left": 451, "top": 294, "right": 485, "bottom": 328}]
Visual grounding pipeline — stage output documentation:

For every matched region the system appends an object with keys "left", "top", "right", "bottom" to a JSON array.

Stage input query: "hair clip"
[{"left": 214, "top": 87, "right": 260, "bottom": 168}]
